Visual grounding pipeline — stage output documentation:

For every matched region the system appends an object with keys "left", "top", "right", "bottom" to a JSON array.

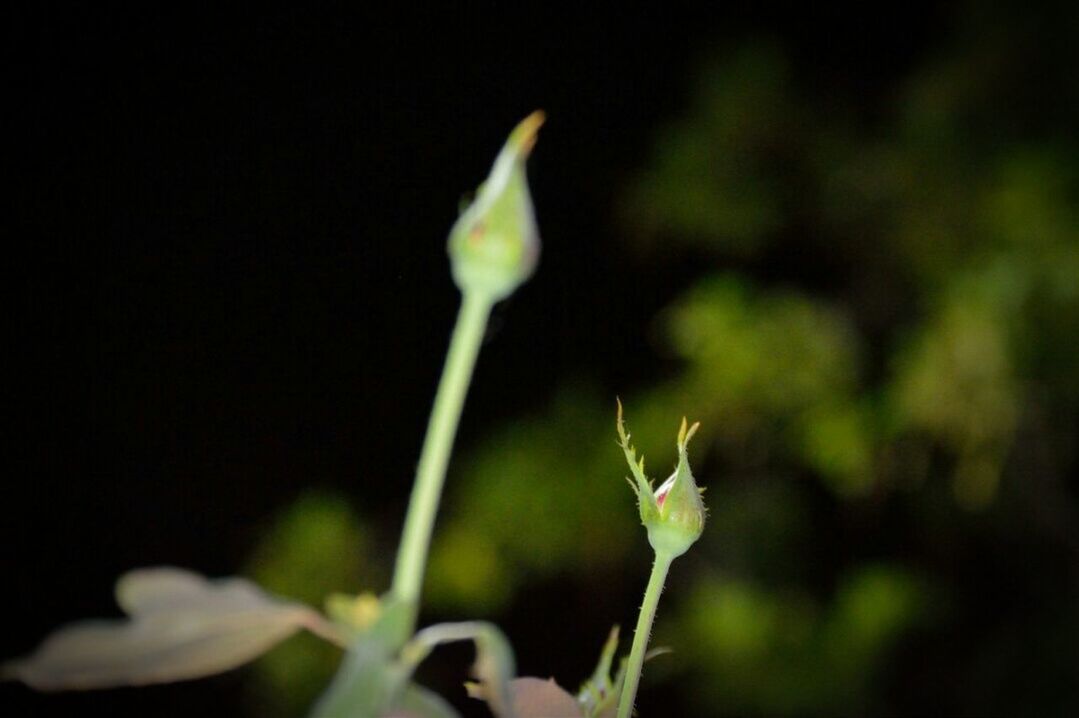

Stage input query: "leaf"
[
  {"left": 405, "top": 621, "right": 516, "bottom": 718},
  {"left": 3, "top": 566, "right": 343, "bottom": 690},
  {"left": 475, "top": 677, "right": 581, "bottom": 718}
]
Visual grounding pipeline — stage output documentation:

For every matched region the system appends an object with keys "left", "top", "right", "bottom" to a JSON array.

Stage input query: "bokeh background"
[{"left": 5, "top": 2, "right": 1079, "bottom": 716}]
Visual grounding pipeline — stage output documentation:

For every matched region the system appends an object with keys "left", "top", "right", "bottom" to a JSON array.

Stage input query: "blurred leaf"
[
  {"left": 822, "top": 564, "right": 928, "bottom": 675},
  {"left": 621, "top": 44, "right": 794, "bottom": 255},
  {"left": 485, "top": 677, "right": 582, "bottom": 718},
  {"left": 3, "top": 567, "right": 340, "bottom": 691},
  {"left": 427, "top": 389, "right": 635, "bottom": 612},
  {"left": 666, "top": 278, "right": 860, "bottom": 413},
  {"left": 666, "top": 565, "right": 926, "bottom": 715},
  {"left": 890, "top": 286, "right": 1019, "bottom": 507},
  {"left": 247, "top": 491, "right": 374, "bottom": 604},
  {"left": 407, "top": 621, "right": 516, "bottom": 718},
  {"left": 793, "top": 400, "right": 876, "bottom": 496},
  {"left": 425, "top": 524, "right": 512, "bottom": 613}
]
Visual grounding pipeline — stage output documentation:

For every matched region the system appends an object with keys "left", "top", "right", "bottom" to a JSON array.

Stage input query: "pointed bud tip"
[
  {"left": 509, "top": 110, "right": 546, "bottom": 158},
  {"left": 448, "top": 113, "right": 545, "bottom": 300},
  {"left": 615, "top": 397, "right": 629, "bottom": 445},
  {"left": 677, "top": 417, "right": 701, "bottom": 449}
]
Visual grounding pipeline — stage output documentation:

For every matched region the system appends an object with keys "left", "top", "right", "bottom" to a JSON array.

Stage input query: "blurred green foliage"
[
  {"left": 244, "top": 493, "right": 375, "bottom": 717},
  {"left": 663, "top": 565, "right": 927, "bottom": 715},
  {"left": 248, "top": 5, "right": 1079, "bottom": 715}
]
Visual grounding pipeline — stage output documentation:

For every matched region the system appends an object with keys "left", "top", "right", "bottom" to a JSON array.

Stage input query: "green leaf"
[{"left": 3, "top": 567, "right": 343, "bottom": 690}]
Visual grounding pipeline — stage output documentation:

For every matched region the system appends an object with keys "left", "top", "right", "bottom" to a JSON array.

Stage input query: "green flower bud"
[
  {"left": 616, "top": 401, "right": 707, "bottom": 558},
  {"left": 448, "top": 111, "right": 544, "bottom": 301}
]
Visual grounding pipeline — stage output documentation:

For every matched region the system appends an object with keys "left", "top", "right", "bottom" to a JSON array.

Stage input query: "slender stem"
[
  {"left": 391, "top": 289, "right": 493, "bottom": 630},
  {"left": 617, "top": 551, "right": 674, "bottom": 718}
]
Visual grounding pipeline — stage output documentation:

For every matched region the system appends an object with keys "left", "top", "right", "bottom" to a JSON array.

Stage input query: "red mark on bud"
[{"left": 468, "top": 222, "right": 486, "bottom": 247}]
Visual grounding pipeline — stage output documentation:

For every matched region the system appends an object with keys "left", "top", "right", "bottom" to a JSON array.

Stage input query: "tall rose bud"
[{"left": 448, "top": 111, "right": 544, "bottom": 301}]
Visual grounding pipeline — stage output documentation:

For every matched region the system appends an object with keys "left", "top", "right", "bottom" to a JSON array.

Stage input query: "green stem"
[
  {"left": 617, "top": 551, "right": 674, "bottom": 718},
  {"left": 391, "top": 289, "right": 493, "bottom": 630}
]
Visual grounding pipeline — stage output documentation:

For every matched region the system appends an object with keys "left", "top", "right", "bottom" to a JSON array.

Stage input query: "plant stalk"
[
  {"left": 391, "top": 289, "right": 493, "bottom": 631},
  {"left": 617, "top": 550, "right": 674, "bottom": 718}
]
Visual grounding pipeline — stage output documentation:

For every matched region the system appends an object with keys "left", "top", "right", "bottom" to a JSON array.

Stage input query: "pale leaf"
[
  {"left": 3, "top": 566, "right": 338, "bottom": 690},
  {"left": 498, "top": 677, "right": 583, "bottom": 718}
]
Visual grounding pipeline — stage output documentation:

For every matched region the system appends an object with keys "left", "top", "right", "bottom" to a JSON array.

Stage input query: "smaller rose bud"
[
  {"left": 447, "top": 111, "right": 544, "bottom": 301},
  {"left": 616, "top": 401, "right": 707, "bottom": 558}
]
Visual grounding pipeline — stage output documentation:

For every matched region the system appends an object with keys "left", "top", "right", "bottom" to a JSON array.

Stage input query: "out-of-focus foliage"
[
  {"left": 244, "top": 493, "right": 374, "bottom": 717},
  {"left": 249, "top": 4, "right": 1079, "bottom": 716},
  {"left": 621, "top": 44, "right": 792, "bottom": 256},
  {"left": 3, "top": 568, "right": 338, "bottom": 691},
  {"left": 426, "top": 5, "right": 1079, "bottom": 716},
  {"left": 427, "top": 391, "right": 637, "bottom": 612},
  {"left": 659, "top": 566, "right": 928, "bottom": 715}
]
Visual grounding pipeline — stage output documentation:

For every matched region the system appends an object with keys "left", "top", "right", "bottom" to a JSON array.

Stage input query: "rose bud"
[
  {"left": 448, "top": 111, "right": 544, "bottom": 301},
  {"left": 617, "top": 402, "right": 707, "bottom": 558}
]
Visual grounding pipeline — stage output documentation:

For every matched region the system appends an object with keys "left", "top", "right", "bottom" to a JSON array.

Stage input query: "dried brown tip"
[{"left": 509, "top": 110, "right": 546, "bottom": 158}]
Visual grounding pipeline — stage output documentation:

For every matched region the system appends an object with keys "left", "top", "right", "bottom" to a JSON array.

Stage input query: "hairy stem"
[
  {"left": 617, "top": 551, "right": 674, "bottom": 718},
  {"left": 391, "top": 289, "right": 493, "bottom": 631}
]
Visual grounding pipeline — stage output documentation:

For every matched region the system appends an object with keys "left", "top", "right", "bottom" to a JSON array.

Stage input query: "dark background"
[{"left": 5, "top": 2, "right": 1078, "bottom": 717}]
